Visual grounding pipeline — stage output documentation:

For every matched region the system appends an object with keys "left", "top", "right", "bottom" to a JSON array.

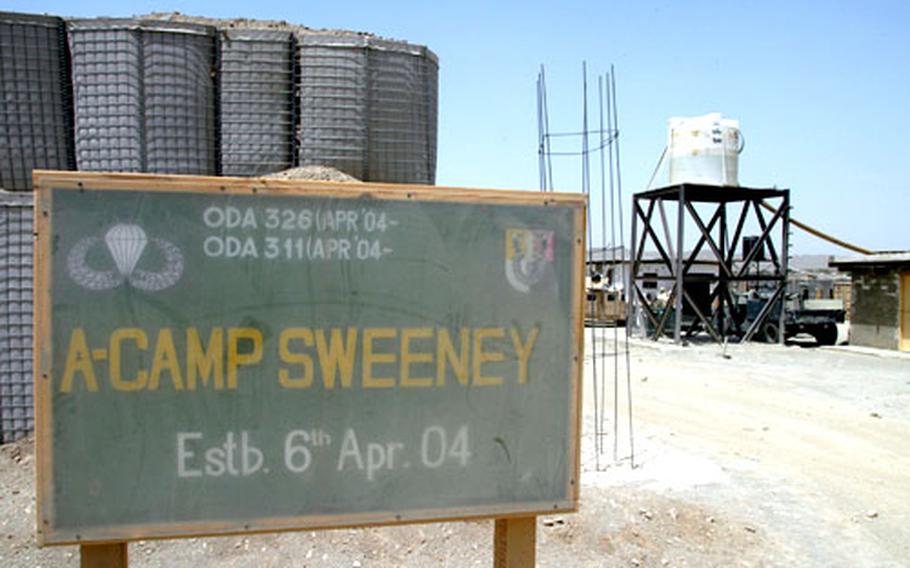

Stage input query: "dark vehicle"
[
  {"left": 641, "top": 287, "right": 842, "bottom": 346},
  {"left": 742, "top": 294, "right": 842, "bottom": 346}
]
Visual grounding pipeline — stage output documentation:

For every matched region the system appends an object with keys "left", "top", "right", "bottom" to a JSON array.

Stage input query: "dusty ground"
[
  {"left": 137, "top": 12, "right": 378, "bottom": 38},
  {"left": 583, "top": 334, "right": 910, "bottom": 567},
  {"left": 1, "top": 336, "right": 908, "bottom": 567},
  {"left": 261, "top": 166, "right": 362, "bottom": 183}
]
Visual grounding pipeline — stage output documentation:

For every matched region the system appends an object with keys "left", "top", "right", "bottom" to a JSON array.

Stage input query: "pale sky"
[{"left": 11, "top": 0, "right": 909, "bottom": 254}]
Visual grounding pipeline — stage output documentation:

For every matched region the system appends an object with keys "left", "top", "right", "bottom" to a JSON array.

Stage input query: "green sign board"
[{"left": 34, "top": 172, "right": 585, "bottom": 545}]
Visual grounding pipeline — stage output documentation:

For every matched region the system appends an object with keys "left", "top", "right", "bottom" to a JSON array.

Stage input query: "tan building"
[{"left": 830, "top": 253, "right": 910, "bottom": 351}]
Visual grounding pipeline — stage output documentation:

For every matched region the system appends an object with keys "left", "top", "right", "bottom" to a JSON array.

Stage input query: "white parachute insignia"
[{"left": 104, "top": 224, "right": 148, "bottom": 276}]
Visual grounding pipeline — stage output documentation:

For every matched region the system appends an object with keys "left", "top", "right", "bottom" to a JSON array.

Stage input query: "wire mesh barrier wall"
[
  {"left": 0, "top": 12, "right": 440, "bottom": 444},
  {"left": 298, "top": 35, "right": 438, "bottom": 184},
  {"left": 5, "top": 13, "right": 438, "bottom": 186},
  {"left": 68, "top": 20, "right": 143, "bottom": 172},
  {"left": 69, "top": 20, "right": 217, "bottom": 175},
  {"left": 0, "top": 192, "right": 33, "bottom": 442},
  {"left": 425, "top": 55, "right": 439, "bottom": 184},
  {"left": 143, "top": 22, "right": 217, "bottom": 174},
  {"left": 297, "top": 34, "right": 369, "bottom": 180},
  {"left": 368, "top": 41, "right": 438, "bottom": 185},
  {"left": 0, "top": 13, "right": 74, "bottom": 191},
  {"left": 220, "top": 29, "right": 295, "bottom": 176}
]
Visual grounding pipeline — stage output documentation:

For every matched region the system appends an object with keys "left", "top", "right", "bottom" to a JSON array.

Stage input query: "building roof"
[
  {"left": 829, "top": 252, "right": 910, "bottom": 270},
  {"left": 790, "top": 254, "right": 836, "bottom": 271},
  {"left": 585, "top": 246, "right": 726, "bottom": 266},
  {"left": 587, "top": 246, "right": 629, "bottom": 263}
]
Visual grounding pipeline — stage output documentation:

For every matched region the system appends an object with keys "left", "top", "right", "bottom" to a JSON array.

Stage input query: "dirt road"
[
  {"left": 1, "top": 337, "right": 908, "bottom": 566},
  {"left": 584, "top": 335, "right": 910, "bottom": 567}
]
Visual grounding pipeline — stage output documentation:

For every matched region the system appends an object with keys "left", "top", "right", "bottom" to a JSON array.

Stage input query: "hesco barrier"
[
  {"left": 220, "top": 29, "right": 295, "bottom": 176},
  {"left": 68, "top": 19, "right": 218, "bottom": 175},
  {"left": 298, "top": 34, "right": 369, "bottom": 180},
  {"left": 298, "top": 35, "right": 438, "bottom": 184},
  {"left": 368, "top": 40, "right": 438, "bottom": 184},
  {"left": 1, "top": 13, "right": 438, "bottom": 187},
  {"left": 0, "top": 12, "right": 439, "bottom": 443},
  {"left": 0, "top": 192, "right": 33, "bottom": 442},
  {"left": 143, "top": 22, "right": 217, "bottom": 175},
  {"left": 66, "top": 21, "right": 142, "bottom": 172},
  {"left": 0, "top": 12, "right": 74, "bottom": 192}
]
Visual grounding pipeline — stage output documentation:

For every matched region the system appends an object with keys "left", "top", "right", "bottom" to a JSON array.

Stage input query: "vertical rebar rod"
[
  {"left": 611, "top": 66, "right": 635, "bottom": 468},
  {"left": 537, "top": 69, "right": 546, "bottom": 191},
  {"left": 597, "top": 75, "right": 609, "bottom": 460},
  {"left": 582, "top": 62, "right": 600, "bottom": 465},
  {"left": 541, "top": 67, "right": 554, "bottom": 191},
  {"left": 605, "top": 72, "right": 620, "bottom": 462}
]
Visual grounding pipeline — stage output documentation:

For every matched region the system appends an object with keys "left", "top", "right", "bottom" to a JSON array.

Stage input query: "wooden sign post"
[
  {"left": 34, "top": 172, "right": 584, "bottom": 566},
  {"left": 80, "top": 543, "right": 127, "bottom": 568},
  {"left": 494, "top": 516, "right": 537, "bottom": 567}
]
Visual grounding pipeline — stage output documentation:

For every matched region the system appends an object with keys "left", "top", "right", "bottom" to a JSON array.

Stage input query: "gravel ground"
[
  {"left": 2, "top": 336, "right": 908, "bottom": 567},
  {"left": 260, "top": 166, "right": 362, "bottom": 183},
  {"left": 135, "top": 12, "right": 377, "bottom": 38}
]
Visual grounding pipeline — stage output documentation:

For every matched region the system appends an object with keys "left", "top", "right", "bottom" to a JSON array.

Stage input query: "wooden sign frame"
[{"left": 33, "top": 171, "right": 586, "bottom": 546}]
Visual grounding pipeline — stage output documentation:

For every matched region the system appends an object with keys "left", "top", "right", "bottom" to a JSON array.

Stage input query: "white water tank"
[{"left": 668, "top": 113, "right": 742, "bottom": 186}]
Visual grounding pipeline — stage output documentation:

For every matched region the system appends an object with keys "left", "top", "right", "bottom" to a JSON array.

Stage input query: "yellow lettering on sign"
[
  {"left": 436, "top": 328, "right": 469, "bottom": 386},
  {"left": 510, "top": 327, "right": 539, "bottom": 384},
  {"left": 279, "top": 328, "right": 315, "bottom": 388},
  {"left": 149, "top": 329, "right": 184, "bottom": 390},
  {"left": 110, "top": 328, "right": 148, "bottom": 391},
  {"left": 473, "top": 328, "right": 504, "bottom": 386},
  {"left": 227, "top": 327, "right": 262, "bottom": 389},
  {"left": 60, "top": 328, "right": 97, "bottom": 393},
  {"left": 363, "top": 327, "right": 396, "bottom": 388},
  {"left": 186, "top": 327, "right": 224, "bottom": 390},
  {"left": 315, "top": 328, "right": 357, "bottom": 389},
  {"left": 55, "top": 324, "right": 543, "bottom": 394},
  {"left": 400, "top": 327, "right": 433, "bottom": 387}
]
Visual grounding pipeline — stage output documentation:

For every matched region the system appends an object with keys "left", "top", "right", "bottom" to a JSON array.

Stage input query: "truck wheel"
[
  {"left": 762, "top": 322, "right": 780, "bottom": 343},
  {"left": 813, "top": 324, "right": 838, "bottom": 346}
]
